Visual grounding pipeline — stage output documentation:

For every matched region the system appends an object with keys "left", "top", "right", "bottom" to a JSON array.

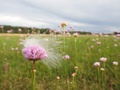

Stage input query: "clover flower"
[
  {"left": 64, "top": 55, "right": 70, "bottom": 60},
  {"left": 93, "top": 62, "right": 100, "bottom": 67},
  {"left": 15, "top": 47, "right": 19, "bottom": 50},
  {"left": 113, "top": 61, "right": 118, "bottom": 66},
  {"left": 100, "top": 57, "right": 107, "bottom": 62},
  {"left": 116, "top": 34, "right": 120, "bottom": 37},
  {"left": 72, "top": 73, "right": 77, "bottom": 77},
  {"left": 18, "top": 28, "right": 22, "bottom": 32},
  {"left": 22, "top": 45, "right": 47, "bottom": 61},
  {"left": 98, "top": 33, "right": 102, "bottom": 37},
  {"left": 105, "top": 35, "right": 108, "bottom": 37},
  {"left": 114, "top": 44, "right": 118, "bottom": 47},
  {"left": 97, "top": 42, "right": 101, "bottom": 45},
  {"left": 90, "top": 46, "right": 94, "bottom": 48},
  {"left": 11, "top": 48, "right": 15, "bottom": 51},
  {"left": 73, "top": 33, "right": 78, "bottom": 37},
  {"left": 92, "top": 39, "right": 95, "bottom": 42},
  {"left": 0, "top": 25, "right": 4, "bottom": 29}
]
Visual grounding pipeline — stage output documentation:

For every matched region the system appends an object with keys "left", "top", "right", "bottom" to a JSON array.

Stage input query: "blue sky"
[{"left": 0, "top": 0, "right": 120, "bottom": 33}]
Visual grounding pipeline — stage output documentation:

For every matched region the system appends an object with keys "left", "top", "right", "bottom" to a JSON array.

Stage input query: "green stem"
[
  {"left": 32, "top": 71, "right": 36, "bottom": 90},
  {"left": 114, "top": 66, "right": 117, "bottom": 79},
  {"left": 97, "top": 67, "right": 100, "bottom": 86},
  {"left": 66, "top": 76, "right": 69, "bottom": 90},
  {"left": 101, "top": 72, "right": 105, "bottom": 90},
  {"left": 75, "top": 37, "right": 77, "bottom": 60},
  {"left": 1, "top": 28, "right": 4, "bottom": 33},
  {"left": 62, "top": 27, "right": 66, "bottom": 53},
  {"left": 74, "top": 37, "right": 78, "bottom": 67},
  {"left": 32, "top": 61, "right": 36, "bottom": 90},
  {"left": 103, "top": 62, "right": 105, "bottom": 68},
  {"left": 56, "top": 79, "right": 59, "bottom": 90},
  {"left": 72, "top": 76, "right": 75, "bottom": 89}
]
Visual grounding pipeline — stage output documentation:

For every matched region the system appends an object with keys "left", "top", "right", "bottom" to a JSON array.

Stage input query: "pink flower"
[
  {"left": 105, "top": 35, "right": 108, "bottom": 37},
  {"left": 73, "top": 33, "right": 78, "bottom": 37},
  {"left": 18, "top": 28, "right": 22, "bottom": 32},
  {"left": 0, "top": 26, "right": 4, "bottom": 28},
  {"left": 64, "top": 55, "right": 70, "bottom": 60},
  {"left": 15, "top": 47, "right": 18, "bottom": 50},
  {"left": 93, "top": 62, "right": 100, "bottom": 67},
  {"left": 22, "top": 45, "right": 47, "bottom": 61},
  {"left": 11, "top": 48, "right": 15, "bottom": 51},
  {"left": 114, "top": 44, "right": 118, "bottom": 47},
  {"left": 113, "top": 61, "right": 118, "bottom": 66},
  {"left": 100, "top": 57, "right": 107, "bottom": 62},
  {"left": 116, "top": 34, "right": 120, "bottom": 37},
  {"left": 97, "top": 42, "right": 101, "bottom": 45},
  {"left": 92, "top": 39, "right": 95, "bottom": 42},
  {"left": 98, "top": 33, "right": 102, "bottom": 37},
  {"left": 90, "top": 46, "right": 94, "bottom": 48}
]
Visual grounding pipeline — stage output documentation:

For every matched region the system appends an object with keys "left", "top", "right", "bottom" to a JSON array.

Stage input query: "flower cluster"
[
  {"left": 73, "top": 33, "right": 78, "bottom": 37},
  {"left": 113, "top": 61, "right": 118, "bottom": 66},
  {"left": 22, "top": 45, "right": 47, "bottom": 61},
  {"left": 100, "top": 57, "right": 107, "bottom": 62},
  {"left": 93, "top": 62, "right": 100, "bottom": 67},
  {"left": 64, "top": 55, "right": 70, "bottom": 60}
]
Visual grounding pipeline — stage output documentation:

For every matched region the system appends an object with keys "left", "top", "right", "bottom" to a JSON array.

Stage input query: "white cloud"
[
  {"left": 105, "top": 26, "right": 120, "bottom": 32},
  {"left": 0, "top": 0, "right": 120, "bottom": 33},
  {"left": 0, "top": 14, "right": 48, "bottom": 27}
]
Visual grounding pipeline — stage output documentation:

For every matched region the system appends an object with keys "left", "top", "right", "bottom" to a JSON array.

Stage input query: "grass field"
[{"left": 0, "top": 34, "right": 120, "bottom": 90}]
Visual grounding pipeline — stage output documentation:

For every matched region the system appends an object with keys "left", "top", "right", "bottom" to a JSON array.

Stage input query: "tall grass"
[{"left": 0, "top": 34, "right": 120, "bottom": 90}]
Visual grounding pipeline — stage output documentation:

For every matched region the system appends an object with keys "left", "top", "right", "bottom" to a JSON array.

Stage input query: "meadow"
[{"left": 0, "top": 33, "right": 120, "bottom": 90}]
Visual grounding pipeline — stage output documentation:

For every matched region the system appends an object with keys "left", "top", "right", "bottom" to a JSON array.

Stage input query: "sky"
[{"left": 0, "top": 0, "right": 120, "bottom": 33}]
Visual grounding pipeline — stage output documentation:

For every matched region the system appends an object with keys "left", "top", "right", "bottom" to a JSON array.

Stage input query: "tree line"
[{"left": 0, "top": 25, "right": 92, "bottom": 35}]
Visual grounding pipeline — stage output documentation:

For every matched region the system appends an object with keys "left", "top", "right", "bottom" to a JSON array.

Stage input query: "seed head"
[
  {"left": 100, "top": 68, "right": 105, "bottom": 72},
  {"left": 33, "top": 69, "right": 36, "bottom": 73},
  {"left": 61, "top": 22, "right": 66, "bottom": 27},
  {"left": 56, "top": 76, "right": 60, "bottom": 80},
  {"left": 22, "top": 36, "right": 63, "bottom": 68},
  {"left": 72, "top": 73, "right": 77, "bottom": 77},
  {"left": 74, "top": 66, "right": 78, "bottom": 70}
]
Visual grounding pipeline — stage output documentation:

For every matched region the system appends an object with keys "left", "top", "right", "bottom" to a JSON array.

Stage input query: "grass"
[{"left": 0, "top": 34, "right": 120, "bottom": 90}]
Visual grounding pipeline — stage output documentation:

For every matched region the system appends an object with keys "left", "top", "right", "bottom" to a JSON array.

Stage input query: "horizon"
[{"left": 1, "top": 24, "right": 119, "bottom": 34}]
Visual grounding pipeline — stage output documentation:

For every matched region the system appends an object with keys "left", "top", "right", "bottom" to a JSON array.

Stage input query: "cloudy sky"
[{"left": 0, "top": 0, "right": 120, "bottom": 33}]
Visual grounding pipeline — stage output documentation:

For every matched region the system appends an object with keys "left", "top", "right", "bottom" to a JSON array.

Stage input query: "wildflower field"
[{"left": 0, "top": 34, "right": 120, "bottom": 90}]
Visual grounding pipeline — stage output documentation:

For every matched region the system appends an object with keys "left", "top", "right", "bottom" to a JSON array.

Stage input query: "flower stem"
[
  {"left": 32, "top": 61, "right": 35, "bottom": 71},
  {"left": 101, "top": 72, "right": 105, "bottom": 90},
  {"left": 97, "top": 67, "right": 100, "bottom": 86},
  {"left": 32, "top": 61, "right": 36, "bottom": 90},
  {"left": 32, "top": 70, "right": 36, "bottom": 90},
  {"left": 62, "top": 27, "right": 66, "bottom": 54},
  {"left": 74, "top": 37, "right": 77, "bottom": 60},
  {"left": 72, "top": 76, "right": 75, "bottom": 89}
]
